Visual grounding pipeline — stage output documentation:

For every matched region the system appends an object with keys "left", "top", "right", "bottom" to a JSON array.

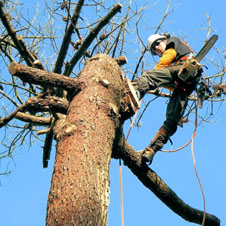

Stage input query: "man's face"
[{"left": 154, "top": 40, "right": 167, "bottom": 56}]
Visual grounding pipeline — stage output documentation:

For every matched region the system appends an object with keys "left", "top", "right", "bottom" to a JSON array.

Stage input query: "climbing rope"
[
  {"left": 119, "top": 159, "right": 124, "bottom": 226},
  {"left": 191, "top": 103, "right": 206, "bottom": 226},
  {"left": 162, "top": 97, "right": 206, "bottom": 226},
  {"left": 119, "top": 101, "right": 141, "bottom": 226}
]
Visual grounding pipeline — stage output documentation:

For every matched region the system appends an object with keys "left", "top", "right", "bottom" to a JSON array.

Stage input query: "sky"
[{"left": 0, "top": 0, "right": 226, "bottom": 226}]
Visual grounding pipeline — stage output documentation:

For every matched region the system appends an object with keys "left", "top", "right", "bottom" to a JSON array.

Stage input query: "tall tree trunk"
[{"left": 46, "top": 54, "right": 123, "bottom": 226}]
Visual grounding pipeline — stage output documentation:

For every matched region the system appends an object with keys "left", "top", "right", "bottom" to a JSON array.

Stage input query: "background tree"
[{"left": 0, "top": 0, "right": 225, "bottom": 226}]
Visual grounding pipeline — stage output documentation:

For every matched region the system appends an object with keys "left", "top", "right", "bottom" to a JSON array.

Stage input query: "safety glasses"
[{"left": 151, "top": 40, "right": 162, "bottom": 53}]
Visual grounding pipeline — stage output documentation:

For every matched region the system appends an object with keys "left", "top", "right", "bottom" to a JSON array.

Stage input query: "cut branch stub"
[
  {"left": 115, "top": 56, "right": 128, "bottom": 66},
  {"left": 8, "top": 62, "right": 83, "bottom": 95},
  {"left": 25, "top": 96, "right": 69, "bottom": 114}
]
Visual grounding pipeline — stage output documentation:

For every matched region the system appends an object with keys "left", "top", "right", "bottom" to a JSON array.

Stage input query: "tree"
[{"left": 0, "top": 1, "right": 224, "bottom": 225}]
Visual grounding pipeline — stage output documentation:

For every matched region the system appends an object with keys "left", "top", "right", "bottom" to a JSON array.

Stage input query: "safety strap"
[{"left": 175, "top": 55, "right": 189, "bottom": 65}]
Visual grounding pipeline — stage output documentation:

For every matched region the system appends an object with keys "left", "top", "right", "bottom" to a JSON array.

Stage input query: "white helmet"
[{"left": 147, "top": 34, "right": 167, "bottom": 55}]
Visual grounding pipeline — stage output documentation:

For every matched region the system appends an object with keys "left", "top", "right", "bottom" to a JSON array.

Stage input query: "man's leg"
[
  {"left": 142, "top": 126, "right": 168, "bottom": 164},
  {"left": 142, "top": 88, "right": 190, "bottom": 164},
  {"left": 126, "top": 67, "right": 176, "bottom": 115},
  {"left": 137, "top": 67, "right": 179, "bottom": 99}
]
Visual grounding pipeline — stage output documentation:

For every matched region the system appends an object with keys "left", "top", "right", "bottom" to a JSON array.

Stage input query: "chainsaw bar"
[
  {"left": 195, "top": 34, "right": 218, "bottom": 62},
  {"left": 196, "top": 35, "right": 218, "bottom": 108}
]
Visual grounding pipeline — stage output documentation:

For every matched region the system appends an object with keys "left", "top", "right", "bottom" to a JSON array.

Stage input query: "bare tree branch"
[
  {"left": 0, "top": 95, "right": 68, "bottom": 128},
  {"left": 64, "top": 3, "right": 123, "bottom": 76},
  {"left": 25, "top": 96, "right": 69, "bottom": 114},
  {"left": 0, "top": 2, "right": 45, "bottom": 69},
  {"left": 43, "top": 123, "right": 54, "bottom": 168},
  {"left": 53, "top": 0, "right": 85, "bottom": 74},
  {"left": 154, "top": 0, "right": 171, "bottom": 33},
  {"left": 15, "top": 112, "right": 51, "bottom": 125},
  {"left": 8, "top": 62, "right": 82, "bottom": 94},
  {"left": 113, "top": 132, "right": 220, "bottom": 226},
  {"left": 0, "top": 103, "right": 27, "bottom": 128}
]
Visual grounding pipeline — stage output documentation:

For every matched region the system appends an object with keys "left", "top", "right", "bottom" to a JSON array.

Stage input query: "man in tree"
[{"left": 133, "top": 33, "right": 201, "bottom": 164}]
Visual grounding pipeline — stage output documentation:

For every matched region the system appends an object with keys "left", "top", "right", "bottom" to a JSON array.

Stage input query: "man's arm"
[{"left": 154, "top": 48, "right": 176, "bottom": 70}]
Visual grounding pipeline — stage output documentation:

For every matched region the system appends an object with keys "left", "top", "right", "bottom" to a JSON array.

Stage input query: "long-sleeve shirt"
[
  {"left": 154, "top": 36, "right": 192, "bottom": 70},
  {"left": 154, "top": 48, "right": 177, "bottom": 70}
]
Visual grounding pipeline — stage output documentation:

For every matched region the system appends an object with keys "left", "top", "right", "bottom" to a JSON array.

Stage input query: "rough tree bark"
[
  {"left": 46, "top": 54, "right": 123, "bottom": 225},
  {"left": 9, "top": 62, "right": 82, "bottom": 94},
  {"left": 8, "top": 55, "right": 220, "bottom": 226}
]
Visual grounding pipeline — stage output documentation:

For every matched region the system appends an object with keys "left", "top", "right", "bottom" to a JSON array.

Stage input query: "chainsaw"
[
  {"left": 178, "top": 35, "right": 218, "bottom": 108},
  {"left": 178, "top": 35, "right": 218, "bottom": 82}
]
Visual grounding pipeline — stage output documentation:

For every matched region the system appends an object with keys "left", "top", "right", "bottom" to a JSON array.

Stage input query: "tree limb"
[
  {"left": 8, "top": 62, "right": 82, "bottom": 94},
  {"left": 43, "top": 124, "right": 54, "bottom": 168},
  {"left": 0, "top": 95, "right": 68, "bottom": 128},
  {"left": 113, "top": 134, "right": 220, "bottom": 226},
  {"left": 15, "top": 112, "right": 51, "bottom": 125},
  {"left": 115, "top": 56, "right": 128, "bottom": 66},
  {"left": 0, "top": 103, "right": 27, "bottom": 128},
  {"left": 0, "top": 2, "right": 45, "bottom": 69},
  {"left": 64, "top": 3, "right": 123, "bottom": 76},
  {"left": 53, "top": 0, "right": 85, "bottom": 74},
  {"left": 25, "top": 96, "right": 69, "bottom": 114}
]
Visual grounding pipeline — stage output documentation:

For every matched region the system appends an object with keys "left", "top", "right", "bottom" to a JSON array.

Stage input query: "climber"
[{"left": 134, "top": 33, "right": 202, "bottom": 164}]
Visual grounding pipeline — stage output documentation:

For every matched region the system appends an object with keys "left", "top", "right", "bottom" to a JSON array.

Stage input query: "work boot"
[
  {"left": 131, "top": 80, "right": 144, "bottom": 100},
  {"left": 141, "top": 126, "right": 169, "bottom": 165}
]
